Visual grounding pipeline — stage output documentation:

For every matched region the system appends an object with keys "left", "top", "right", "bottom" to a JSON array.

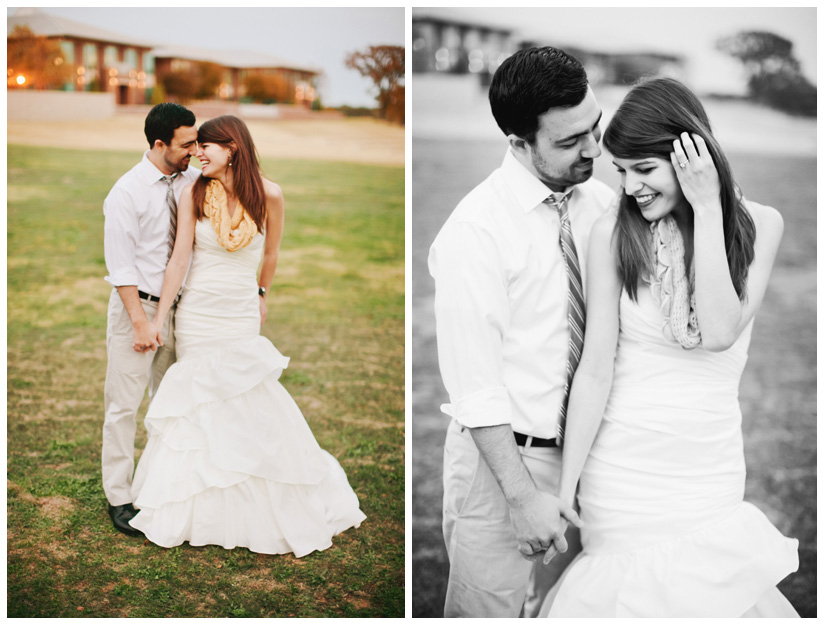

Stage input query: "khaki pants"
[
  {"left": 442, "top": 419, "right": 581, "bottom": 618},
  {"left": 102, "top": 289, "right": 175, "bottom": 506}
]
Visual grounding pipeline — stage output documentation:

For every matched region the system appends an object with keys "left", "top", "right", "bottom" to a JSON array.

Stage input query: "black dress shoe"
[{"left": 108, "top": 503, "right": 143, "bottom": 537}]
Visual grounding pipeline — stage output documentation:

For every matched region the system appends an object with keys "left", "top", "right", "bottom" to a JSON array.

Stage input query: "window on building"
[
  {"left": 59, "top": 40, "right": 74, "bottom": 64},
  {"left": 104, "top": 45, "right": 118, "bottom": 67},
  {"left": 83, "top": 43, "right": 98, "bottom": 90},
  {"left": 58, "top": 40, "right": 75, "bottom": 90},
  {"left": 124, "top": 48, "right": 137, "bottom": 70}
]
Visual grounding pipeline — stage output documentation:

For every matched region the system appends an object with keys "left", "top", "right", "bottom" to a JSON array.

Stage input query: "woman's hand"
[
  {"left": 259, "top": 295, "right": 267, "bottom": 327},
  {"left": 151, "top": 318, "right": 164, "bottom": 348},
  {"left": 670, "top": 132, "right": 722, "bottom": 216},
  {"left": 133, "top": 319, "right": 159, "bottom": 352}
]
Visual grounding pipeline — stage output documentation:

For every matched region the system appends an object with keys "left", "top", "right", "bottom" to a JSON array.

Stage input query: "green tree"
[
  {"left": 7, "top": 25, "right": 73, "bottom": 90},
  {"left": 150, "top": 80, "right": 167, "bottom": 105},
  {"left": 345, "top": 45, "right": 405, "bottom": 123},
  {"left": 717, "top": 30, "right": 815, "bottom": 116}
]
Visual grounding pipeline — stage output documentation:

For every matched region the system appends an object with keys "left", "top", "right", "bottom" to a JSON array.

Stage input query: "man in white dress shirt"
[
  {"left": 102, "top": 103, "right": 200, "bottom": 536},
  {"left": 428, "top": 47, "right": 615, "bottom": 617}
]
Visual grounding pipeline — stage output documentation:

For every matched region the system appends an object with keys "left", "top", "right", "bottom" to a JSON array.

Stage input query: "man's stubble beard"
[
  {"left": 164, "top": 153, "right": 189, "bottom": 174},
  {"left": 532, "top": 152, "right": 593, "bottom": 190}
]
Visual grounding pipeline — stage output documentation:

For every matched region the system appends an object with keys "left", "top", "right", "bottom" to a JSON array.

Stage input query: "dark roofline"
[{"left": 412, "top": 14, "right": 512, "bottom": 36}]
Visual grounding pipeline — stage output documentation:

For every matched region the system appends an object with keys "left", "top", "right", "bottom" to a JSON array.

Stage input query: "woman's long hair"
[
  {"left": 602, "top": 77, "right": 756, "bottom": 301},
  {"left": 192, "top": 115, "right": 266, "bottom": 232}
]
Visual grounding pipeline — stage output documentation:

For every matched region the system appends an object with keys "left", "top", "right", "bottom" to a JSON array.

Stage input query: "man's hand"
[
  {"left": 132, "top": 319, "right": 159, "bottom": 353},
  {"left": 509, "top": 491, "right": 583, "bottom": 562},
  {"left": 509, "top": 490, "right": 565, "bottom": 559}
]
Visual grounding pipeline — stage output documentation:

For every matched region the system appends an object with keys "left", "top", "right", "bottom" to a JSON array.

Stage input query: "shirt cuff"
[
  {"left": 441, "top": 386, "right": 512, "bottom": 429},
  {"left": 105, "top": 268, "right": 140, "bottom": 287}
]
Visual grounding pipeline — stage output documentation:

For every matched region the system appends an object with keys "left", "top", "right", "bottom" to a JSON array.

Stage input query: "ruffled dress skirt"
[
  {"left": 129, "top": 220, "right": 365, "bottom": 556},
  {"left": 541, "top": 288, "right": 799, "bottom": 617}
]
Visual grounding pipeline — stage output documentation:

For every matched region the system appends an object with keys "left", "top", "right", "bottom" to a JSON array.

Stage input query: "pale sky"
[
  {"left": 414, "top": 7, "right": 817, "bottom": 95},
  {"left": 8, "top": 7, "right": 405, "bottom": 107}
]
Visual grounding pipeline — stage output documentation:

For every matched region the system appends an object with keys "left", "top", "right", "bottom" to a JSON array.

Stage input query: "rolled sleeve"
[
  {"left": 103, "top": 187, "right": 139, "bottom": 287},
  {"left": 443, "top": 386, "right": 511, "bottom": 428},
  {"left": 429, "top": 220, "right": 512, "bottom": 429}
]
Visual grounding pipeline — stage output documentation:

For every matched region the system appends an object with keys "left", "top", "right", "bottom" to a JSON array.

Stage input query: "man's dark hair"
[
  {"left": 144, "top": 103, "right": 196, "bottom": 148},
  {"left": 489, "top": 47, "right": 589, "bottom": 144}
]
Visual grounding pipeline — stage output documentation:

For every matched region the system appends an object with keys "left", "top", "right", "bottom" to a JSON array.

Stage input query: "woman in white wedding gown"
[
  {"left": 541, "top": 78, "right": 798, "bottom": 617},
  {"left": 128, "top": 115, "right": 365, "bottom": 557}
]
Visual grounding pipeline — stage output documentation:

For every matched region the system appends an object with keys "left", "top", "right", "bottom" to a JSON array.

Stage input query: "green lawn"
[{"left": 7, "top": 144, "right": 405, "bottom": 618}]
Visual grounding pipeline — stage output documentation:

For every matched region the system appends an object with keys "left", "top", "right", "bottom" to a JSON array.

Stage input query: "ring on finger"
[{"left": 679, "top": 160, "right": 688, "bottom": 168}]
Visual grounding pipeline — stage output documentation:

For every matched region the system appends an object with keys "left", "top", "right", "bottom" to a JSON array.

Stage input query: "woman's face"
[
  {"left": 612, "top": 155, "right": 688, "bottom": 222},
  {"left": 196, "top": 141, "right": 232, "bottom": 177}
]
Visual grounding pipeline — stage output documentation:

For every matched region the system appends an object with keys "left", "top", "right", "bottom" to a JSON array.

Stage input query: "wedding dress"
[
  {"left": 129, "top": 217, "right": 366, "bottom": 557},
  {"left": 542, "top": 281, "right": 799, "bottom": 617}
]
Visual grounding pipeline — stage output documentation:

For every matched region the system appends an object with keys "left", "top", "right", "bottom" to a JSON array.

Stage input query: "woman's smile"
[{"left": 635, "top": 192, "right": 659, "bottom": 208}]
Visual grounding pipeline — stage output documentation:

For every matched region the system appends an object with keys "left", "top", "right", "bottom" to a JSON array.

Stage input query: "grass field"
[
  {"left": 7, "top": 144, "right": 404, "bottom": 618},
  {"left": 411, "top": 137, "right": 817, "bottom": 617}
]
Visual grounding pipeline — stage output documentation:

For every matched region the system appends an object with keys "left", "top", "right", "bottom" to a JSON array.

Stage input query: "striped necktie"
[
  {"left": 545, "top": 192, "right": 585, "bottom": 447},
  {"left": 161, "top": 173, "right": 179, "bottom": 260}
]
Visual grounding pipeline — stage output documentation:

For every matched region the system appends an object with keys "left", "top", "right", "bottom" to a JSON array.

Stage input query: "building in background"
[
  {"left": 411, "top": 12, "right": 685, "bottom": 86},
  {"left": 412, "top": 14, "right": 515, "bottom": 81},
  {"left": 7, "top": 8, "right": 320, "bottom": 106}
]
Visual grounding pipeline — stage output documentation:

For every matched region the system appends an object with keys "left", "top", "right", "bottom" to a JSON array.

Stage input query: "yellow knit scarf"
[{"left": 204, "top": 178, "right": 257, "bottom": 252}]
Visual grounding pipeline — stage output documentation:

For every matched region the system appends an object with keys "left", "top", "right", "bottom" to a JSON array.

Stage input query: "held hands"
[
  {"left": 132, "top": 319, "right": 160, "bottom": 353},
  {"left": 670, "top": 132, "right": 723, "bottom": 215},
  {"left": 509, "top": 490, "right": 582, "bottom": 564}
]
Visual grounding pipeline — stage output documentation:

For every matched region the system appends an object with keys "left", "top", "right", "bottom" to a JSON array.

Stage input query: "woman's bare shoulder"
[
  {"left": 744, "top": 199, "right": 784, "bottom": 243},
  {"left": 262, "top": 178, "right": 283, "bottom": 202}
]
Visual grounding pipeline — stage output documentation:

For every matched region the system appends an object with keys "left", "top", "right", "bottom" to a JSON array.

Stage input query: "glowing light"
[
  {"left": 16, "top": 75, "right": 26, "bottom": 85},
  {"left": 435, "top": 48, "right": 451, "bottom": 72},
  {"left": 468, "top": 50, "right": 485, "bottom": 74},
  {"left": 109, "top": 77, "right": 118, "bottom": 86}
]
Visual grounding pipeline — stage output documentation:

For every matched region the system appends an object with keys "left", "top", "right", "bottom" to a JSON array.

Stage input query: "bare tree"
[{"left": 345, "top": 45, "right": 405, "bottom": 123}]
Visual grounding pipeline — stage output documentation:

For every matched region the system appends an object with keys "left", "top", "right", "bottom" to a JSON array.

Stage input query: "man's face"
[
  {"left": 160, "top": 125, "right": 198, "bottom": 173},
  {"left": 519, "top": 87, "right": 603, "bottom": 190}
]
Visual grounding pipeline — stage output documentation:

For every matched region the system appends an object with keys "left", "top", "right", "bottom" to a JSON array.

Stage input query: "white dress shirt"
[
  {"left": 104, "top": 152, "right": 201, "bottom": 297},
  {"left": 428, "top": 149, "right": 615, "bottom": 439}
]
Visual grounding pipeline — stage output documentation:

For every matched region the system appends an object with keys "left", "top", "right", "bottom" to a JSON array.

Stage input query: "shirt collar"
[
  {"left": 139, "top": 151, "right": 178, "bottom": 186},
  {"left": 500, "top": 149, "right": 576, "bottom": 213}
]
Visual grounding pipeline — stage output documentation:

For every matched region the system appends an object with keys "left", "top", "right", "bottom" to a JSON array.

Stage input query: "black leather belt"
[
  {"left": 138, "top": 290, "right": 160, "bottom": 303},
  {"left": 513, "top": 432, "right": 557, "bottom": 448}
]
